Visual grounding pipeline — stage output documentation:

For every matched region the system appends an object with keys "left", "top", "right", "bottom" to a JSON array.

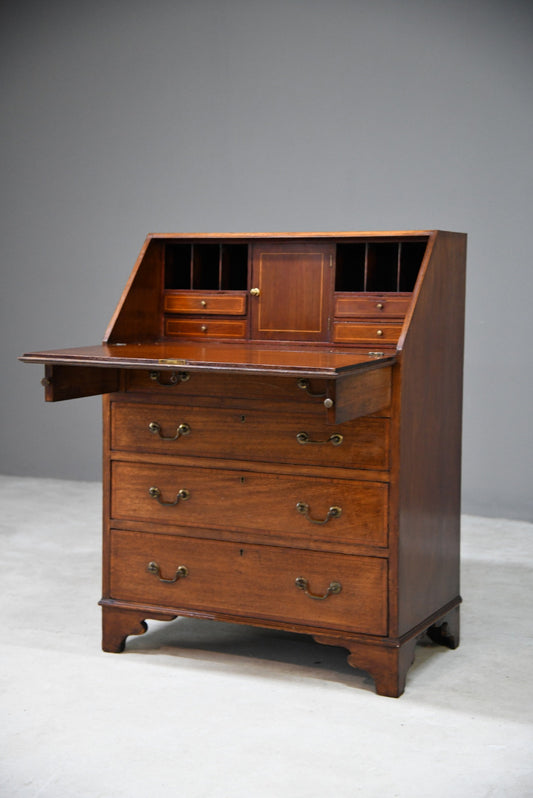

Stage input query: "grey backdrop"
[{"left": 2, "top": 0, "right": 532, "bottom": 520}]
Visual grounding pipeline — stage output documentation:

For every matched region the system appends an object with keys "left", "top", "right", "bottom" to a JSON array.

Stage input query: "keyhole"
[
  {"left": 240, "top": 415, "right": 246, "bottom": 422},
  {"left": 240, "top": 476, "right": 246, "bottom": 484}
]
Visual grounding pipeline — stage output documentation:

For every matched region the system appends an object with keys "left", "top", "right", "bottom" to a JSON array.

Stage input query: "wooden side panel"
[
  {"left": 396, "top": 231, "right": 466, "bottom": 635},
  {"left": 102, "top": 393, "right": 113, "bottom": 598},
  {"left": 104, "top": 237, "right": 163, "bottom": 342}
]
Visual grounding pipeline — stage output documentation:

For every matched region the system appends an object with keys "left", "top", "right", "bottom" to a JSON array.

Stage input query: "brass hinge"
[{"left": 158, "top": 358, "right": 188, "bottom": 366}]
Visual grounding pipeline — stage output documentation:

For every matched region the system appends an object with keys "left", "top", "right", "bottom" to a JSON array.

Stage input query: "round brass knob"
[
  {"left": 201, "top": 299, "right": 207, "bottom": 308},
  {"left": 376, "top": 302, "right": 384, "bottom": 310},
  {"left": 201, "top": 325, "right": 208, "bottom": 333},
  {"left": 250, "top": 287, "right": 261, "bottom": 297},
  {"left": 376, "top": 329, "right": 384, "bottom": 336}
]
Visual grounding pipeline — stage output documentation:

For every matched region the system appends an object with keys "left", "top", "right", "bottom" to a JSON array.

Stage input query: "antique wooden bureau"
[{"left": 21, "top": 230, "right": 466, "bottom": 696}]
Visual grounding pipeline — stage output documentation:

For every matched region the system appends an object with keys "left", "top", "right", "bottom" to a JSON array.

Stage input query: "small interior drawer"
[
  {"left": 333, "top": 322, "right": 403, "bottom": 344},
  {"left": 109, "top": 529, "right": 388, "bottom": 635},
  {"left": 164, "top": 292, "right": 247, "bottom": 315},
  {"left": 334, "top": 294, "right": 411, "bottom": 319},
  {"left": 165, "top": 318, "right": 247, "bottom": 338}
]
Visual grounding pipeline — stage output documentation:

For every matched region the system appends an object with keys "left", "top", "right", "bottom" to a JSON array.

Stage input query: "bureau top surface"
[{"left": 20, "top": 342, "right": 395, "bottom": 378}]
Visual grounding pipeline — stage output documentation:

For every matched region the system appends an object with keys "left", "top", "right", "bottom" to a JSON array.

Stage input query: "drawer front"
[
  {"left": 333, "top": 322, "right": 402, "bottom": 344},
  {"left": 111, "top": 461, "right": 388, "bottom": 548},
  {"left": 164, "top": 293, "right": 247, "bottom": 315},
  {"left": 165, "top": 318, "right": 247, "bottom": 338},
  {"left": 335, "top": 294, "right": 411, "bottom": 319},
  {"left": 111, "top": 402, "right": 390, "bottom": 470},
  {"left": 124, "top": 370, "right": 331, "bottom": 407},
  {"left": 109, "top": 529, "right": 388, "bottom": 635}
]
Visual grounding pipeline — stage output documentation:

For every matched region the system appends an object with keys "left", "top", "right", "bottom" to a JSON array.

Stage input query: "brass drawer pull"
[
  {"left": 148, "top": 421, "right": 191, "bottom": 441},
  {"left": 296, "top": 431, "right": 343, "bottom": 447},
  {"left": 296, "top": 501, "right": 342, "bottom": 524},
  {"left": 148, "top": 486, "right": 190, "bottom": 505},
  {"left": 296, "top": 378, "right": 326, "bottom": 398},
  {"left": 295, "top": 576, "right": 342, "bottom": 600},
  {"left": 147, "top": 561, "right": 189, "bottom": 584},
  {"left": 149, "top": 370, "right": 191, "bottom": 386}
]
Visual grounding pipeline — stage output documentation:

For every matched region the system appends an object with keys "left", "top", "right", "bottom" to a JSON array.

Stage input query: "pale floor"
[{"left": 1, "top": 475, "right": 532, "bottom": 798}]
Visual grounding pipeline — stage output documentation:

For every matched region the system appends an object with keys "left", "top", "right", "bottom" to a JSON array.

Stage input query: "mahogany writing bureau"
[{"left": 21, "top": 230, "right": 466, "bottom": 697}]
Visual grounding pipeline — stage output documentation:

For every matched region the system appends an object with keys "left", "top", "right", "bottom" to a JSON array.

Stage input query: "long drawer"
[
  {"left": 123, "top": 370, "right": 344, "bottom": 410},
  {"left": 111, "top": 461, "right": 388, "bottom": 548},
  {"left": 111, "top": 402, "right": 390, "bottom": 470},
  {"left": 109, "top": 529, "right": 388, "bottom": 635}
]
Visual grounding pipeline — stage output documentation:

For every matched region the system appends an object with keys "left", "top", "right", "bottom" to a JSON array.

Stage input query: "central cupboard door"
[{"left": 250, "top": 242, "right": 334, "bottom": 341}]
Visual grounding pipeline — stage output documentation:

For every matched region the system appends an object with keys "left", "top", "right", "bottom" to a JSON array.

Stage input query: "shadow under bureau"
[{"left": 21, "top": 230, "right": 466, "bottom": 696}]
